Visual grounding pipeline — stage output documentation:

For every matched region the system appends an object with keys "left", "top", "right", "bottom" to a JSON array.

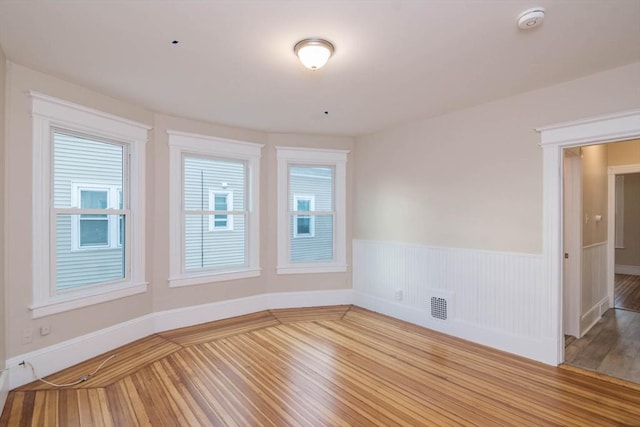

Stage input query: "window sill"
[
  {"left": 277, "top": 264, "right": 348, "bottom": 275},
  {"left": 168, "top": 268, "right": 261, "bottom": 288},
  {"left": 30, "top": 282, "right": 148, "bottom": 319}
]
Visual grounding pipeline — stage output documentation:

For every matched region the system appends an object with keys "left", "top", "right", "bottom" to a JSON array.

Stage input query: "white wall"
[
  {"left": 353, "top": 62, "right": 640, "bottom": 364},
  {"left": 0, "top": 45, "right": 8, "bottom": 406}
]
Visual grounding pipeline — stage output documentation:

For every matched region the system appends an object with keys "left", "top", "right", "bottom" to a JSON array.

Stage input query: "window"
[
  {"left": 31, "top": 92, "right": 149, "bottom": 318},
  {"left": 71, "top": 184, "right": 122, "bottom": 250},
  {"left": 293, "top": 194, "right": 315, "bottom": 238},
  {"left": 276, "top": 147, "right": 348, "bottom": 274},
  {"left": 209, "top": 190, "right": 234, "bottom": 231},
  {"left": 169, "top": 131, "right": 262, "bottom": 287}
]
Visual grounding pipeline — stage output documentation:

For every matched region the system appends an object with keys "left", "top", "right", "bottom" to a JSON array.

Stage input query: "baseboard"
[
  {"left": 7, "top": 289, "right": 354, "bottom": 390},
  {"left": 353, "top": 291, "right": 558, "bottom": 366},
  {"left": 580, "top": 296, "right": 609, "bottom": 337},
  {"left": 615, "top": 264, "right": 640, "bottom": 275},
  {"left": 6, "top": 313, "right": 155, "bottom": 390},
  {"left": 0, "top": 369, "right": 9, "bottom": 417}
]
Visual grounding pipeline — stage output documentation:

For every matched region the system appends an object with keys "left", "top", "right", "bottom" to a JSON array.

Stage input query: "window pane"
[
  {"left": 53, "top": 132, "right": 126, "bottom": 292},
  {"left": 54, "top": 132, "right": 123, "bottom": 208},
  {"left": 56, "top": 215, "right": 125, "bottom": 291},
  {"left": 185, "top": 214, "right": 246, "bottom": 271},
  {"left": 80, "top": 218, "right": 109, "bottom": 246},
  {"left": 290, "top": 214, "right": 333, "bottom": 262},
  {"left": 297, "top": 216, "right": 311, "bottom": 235},
  {"left": 289, "top": 166, "right": 333, "bottom": 211},
  {"left": 81, "top": 190, "right": 108, "bottom": 209},
  {"left": 184, "top": 157, "right": 245, "bottom": 211}
]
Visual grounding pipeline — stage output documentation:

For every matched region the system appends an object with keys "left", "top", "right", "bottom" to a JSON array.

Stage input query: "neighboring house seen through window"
[
  {"left": 168, "top": 131, "right": 262, "bottom": 287},
  {"left": 293, "top": 194, "right": 315, "bottom": 238},
  {"left": 72, "top": 184, "right": 123, "bottom": 250},
  {"left": 276, "top": 147, "right": 348, "bottom": 274},
  {"left": 209, "top": 190, "right": 234, "bottom": 231}
]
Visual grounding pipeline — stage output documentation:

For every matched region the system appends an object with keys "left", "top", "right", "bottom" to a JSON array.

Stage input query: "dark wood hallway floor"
[{"left": 615, "top": 273, "right": 640, "bottom": 311}]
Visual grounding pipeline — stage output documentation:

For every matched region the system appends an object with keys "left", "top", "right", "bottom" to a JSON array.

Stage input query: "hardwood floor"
[
  {"left": 3, "top": 305, "right": 640, "bottom": 426},
  {"left": 615, "top": 273, "right": 640, "bottom": 312}
]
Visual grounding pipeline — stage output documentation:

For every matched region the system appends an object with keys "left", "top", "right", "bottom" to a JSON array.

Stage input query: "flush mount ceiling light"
[{"left": 294, "top": 38, "right": 334, "bottom": 70}]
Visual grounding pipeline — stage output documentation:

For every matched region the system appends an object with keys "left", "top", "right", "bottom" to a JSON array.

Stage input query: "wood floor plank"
[
  {"left": 270, "top": 305, "right": 351, "bottom": 323},
  {"left": 157, "top": 310, "right": 281, "bottom": 347},
  {"left": 4, "top": 305, "right": 640, "bottom": 425},
  {"left": 615, "top": 273, "right": 640, "bottom": 311},
  {"left": 19, "top": 335, "right": 182, "bottom": 391}
]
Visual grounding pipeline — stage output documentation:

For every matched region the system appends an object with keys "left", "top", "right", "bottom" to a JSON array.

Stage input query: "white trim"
[
  {"left": 615, "top": 265, "right": 640, "bottom": 275},
  {"left": 30, "top": 282, "right": 148, "bottom": 319},
  {"left": 168, "top": 269, "right": 261, "bottom": 287},
  {"left": 168, "top": 130, "right": 263, "bottom": 287},
  {"left": 538, "top": 109, "right": 640, "bottom": 365},
  {"left": 608, "top": 163, "right": 640, "bottom": 312},
  {"left": 353, "top": 292, "right": 557, "bottom": 365},
  {"left": 30, "top": 93, "right": 148, "bottom": 317},
  {"left": 614, "top": 175, "right": 625, "bottom": 248},
  {"left": 0, "top": 370, "right": 8, "bottom": 417},
  {"left": 580, "top": 296, "right": 609, "bottom": 336},
  {"left": 7, "top": 289, "right": 354, "bottom": 390},
  {"left": 7, "top": 313, "right": 155, "bottom": 390},
  {"left": 277, "top": 264, "right": 348, "bottom": 275},
  {"left": 276, "top": 146, "right": 349, "bottom": 273},
  {"left": 28, "top": 91, "right": 151, "bottom": 140}
]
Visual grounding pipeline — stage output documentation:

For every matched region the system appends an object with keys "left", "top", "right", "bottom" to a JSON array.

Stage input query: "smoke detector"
[{"left": 517, "top": 7, "right": 545, "bottom": 30}]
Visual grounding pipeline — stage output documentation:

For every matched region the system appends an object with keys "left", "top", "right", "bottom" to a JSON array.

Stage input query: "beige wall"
[
  {"left": 4, "top": 61, "right": 353, "bottom": 359},
  {"left": 616, "top": 173, "right": 640, "bottom": 267},
  {"left": 581, "top": 145, "right": 608, "bottom": 247},
  {"left": 5, "top": 63, "right": 154, "bottom": 357},
  {"left": 0, "top": 47, "right": 6, "bottom": 369},
  {"left": 353, "top": 62, "right": 640, "bottom": 254},
  {"left": 608, "top": 139, "right": 640, "bottom": 166}
]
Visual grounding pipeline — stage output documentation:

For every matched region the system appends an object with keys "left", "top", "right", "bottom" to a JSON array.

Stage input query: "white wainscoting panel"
[
  {"left": 0, "top": 369, "right": 8, "bottom": 418},
  {"left": 615, "top": 264, "right": 640, "bottom": 276},
  {"left": 353, "top": 239, "right": 556, "bottom": 364},
  {"left": 581, "top": 242, "right": 609, "bottom": 335}
]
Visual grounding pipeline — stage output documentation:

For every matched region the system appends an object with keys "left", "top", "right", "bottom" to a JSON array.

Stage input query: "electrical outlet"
[
  {"left": 22, "top": 328, "right": 33, "bottom": 344},
  {"left": 40, "top": 325, "right": 51, "bottom": 336},
  {"left": 394, "top": 290, "right": 403, "bottom": 301}
]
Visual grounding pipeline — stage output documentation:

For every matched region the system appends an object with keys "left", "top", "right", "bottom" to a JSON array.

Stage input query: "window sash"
[
  {"left": 182, "top": 155, "right": 248, "bottom": 274},
  {"left": 51, "top": 130, "right": 131, "bottom": 294}
]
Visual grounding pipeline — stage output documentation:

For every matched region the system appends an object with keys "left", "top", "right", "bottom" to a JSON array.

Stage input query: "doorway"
[
  {"left": 562, "top": 141, "right": 640, "bottom": 383},
  {"left": 539, "top": 109, "right": 640, "bottom": 367}
]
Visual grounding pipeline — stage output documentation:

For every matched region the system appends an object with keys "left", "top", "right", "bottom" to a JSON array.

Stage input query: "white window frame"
[
  {"left": 208, "top": 190, "right": 234, "bottom": 231},
  {"left": 293, "top": 194, "right": 315, "bottom": 238},
  {"left": 30, "top": 92, "right": 149, "bottom": 319},
  {"left": 71, "top": 183, "right": 123, "bottom": 250},
  {"left": 168, "top": 130, "right": 263, "bottom": 287},
  {"left": 276, "top": 146, "right": 349, "bottom": 274}
]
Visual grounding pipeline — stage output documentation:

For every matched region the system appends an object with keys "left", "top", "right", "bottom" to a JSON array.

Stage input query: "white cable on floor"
[{"left": 25, "top": 354, "right": 116, "bottom": 388}]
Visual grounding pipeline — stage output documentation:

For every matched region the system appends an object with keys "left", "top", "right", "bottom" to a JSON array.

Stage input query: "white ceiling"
[{"left": 0, "top": 0, "right": 638, "bottom": 137}]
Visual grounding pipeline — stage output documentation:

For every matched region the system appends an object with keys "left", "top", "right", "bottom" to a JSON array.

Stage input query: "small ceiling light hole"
[{"left": 171, "top": 40, "right": 179, "bottom": 45}]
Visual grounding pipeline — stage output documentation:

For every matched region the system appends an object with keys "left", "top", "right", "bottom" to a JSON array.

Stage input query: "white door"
[{"left": 563, "top": 149, "right": 582, "bottom": 338}]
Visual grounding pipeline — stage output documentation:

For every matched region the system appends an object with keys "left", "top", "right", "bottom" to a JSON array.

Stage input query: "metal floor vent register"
[{"left": 430, "top": 296, "right": 448, "bottom": 320}]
